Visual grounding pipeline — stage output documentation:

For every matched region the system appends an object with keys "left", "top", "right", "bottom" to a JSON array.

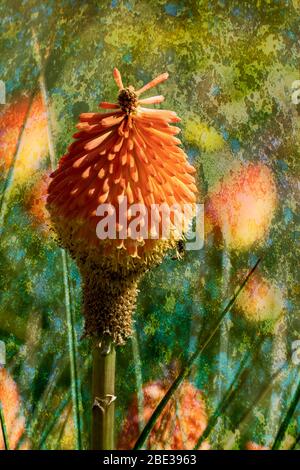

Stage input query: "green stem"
[
  {"left": 92, "top": 335, "right": 116, "bottom": 450},
  {"left": 61, "top": 250, "right": 83, "bottom": 450},
  {"left": 133, "top": 257, "right": 261, "bottom": 450},
  {"left": 0, "top": 400, "right": 9, "bottom": 450},
  {"left": 131, "top": 329, "right": 145, "bottom": 435},
  {"left": 272, "top": 376, "right": 300, "bottom": 450}
]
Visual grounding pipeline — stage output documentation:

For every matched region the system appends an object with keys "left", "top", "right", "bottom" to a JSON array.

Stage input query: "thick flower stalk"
[
  {"left": 47, "top": 69, "right": 197, "bottom": 449},
  {"left": 47, "top": 68, "right": 197, "bottom": 345}
]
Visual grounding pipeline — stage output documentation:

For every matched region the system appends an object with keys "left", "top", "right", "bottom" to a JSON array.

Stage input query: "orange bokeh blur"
[
  {"left": 205, "top": 163, "right": 277, "bottom": 250},
  {"left": 118, "top": 380, "right": 208, "bottom": 450},
  {"left": 0, "top": 93, "right": 48, "bottom": 183},
  {"left": 0, "top": 368, "right": 26, "bottom": 450},
  {"left": 245, "top": 441, "right": 269, "bottom": 450},
  {"left": 236, "top": 272, "right": 284, "bottom": 322}
]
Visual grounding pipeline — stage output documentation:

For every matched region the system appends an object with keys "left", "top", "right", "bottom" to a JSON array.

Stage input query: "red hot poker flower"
[
  {"left": 47, "top": 69, "right": 197, "bottom": 259},
  {"left": 47, "top": 69, "right": 198, "bottom": 344}
]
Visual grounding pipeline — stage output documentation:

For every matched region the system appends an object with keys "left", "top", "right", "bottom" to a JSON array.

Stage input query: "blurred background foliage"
[{"left": 0, "top": 0, "right": 299, "bottom": 450}]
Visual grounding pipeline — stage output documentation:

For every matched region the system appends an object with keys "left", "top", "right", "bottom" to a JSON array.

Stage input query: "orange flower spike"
[
  {"left": 99, "top": 102, "right": 120, "bottom": 109},
  {"left": 138, "top": 95, "right": 165, "bottom": 105},
  {"left": 47, "top": 69, "right": 198, "bottom": 344},
  {"left": 48, "top": 69, "right": 197, "bottom": 256},
  {"left": 135, "top": 72, "right": 169, "bottom": 95},
  {"left": 113, "top": 67, "right": 124, "bottom": 90}
]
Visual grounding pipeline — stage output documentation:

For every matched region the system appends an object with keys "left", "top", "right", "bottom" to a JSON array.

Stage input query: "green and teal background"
[{"left": 0, "top": 0, "right": 299, "bottom": 450}]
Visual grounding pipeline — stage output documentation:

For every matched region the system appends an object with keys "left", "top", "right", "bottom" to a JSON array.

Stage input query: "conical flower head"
[
  {"left": 47, "top": 70, "right": 198, "bottom": 343},
  {"left": 47, "top": 69, "right": 197, "bottom": 261}
]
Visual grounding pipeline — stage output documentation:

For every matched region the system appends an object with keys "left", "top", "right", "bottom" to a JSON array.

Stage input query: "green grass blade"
[
  {"left": 36, "top": 356, "right": 90, "bottom": 450},
  {"left": 32, "top": 31, "right": 83, "bottom": 449},
  {"left": 0, "top": 400, "right": 9, "bottom": 450},
  {"left": 131, "top": 329, "right": 145, "bottom": 435},
  {"left": 194, "top": 334, "right": 264, "bottom": 449},
  {"left": 61, "top": 250, "right": 83, "bottom": 450},
  {"left": 234, "top": 354, "right": 291, "bottom": 432},
  {"left": 272, "top": 377, "right": 300, "bottom": 450},
  {"left": 38, "top": 392, "right": 71, "bottom": 449},
  {"left": 133, "top": 258, "right": 261, "bottom": 450},
  {"left": 289, "top": 433, "right": 300, "bottom": 450},
  {"left": 55, "top": 404, "right": 72, "bottom": 450},
  {"left": 218, "top": 250, "right": 232, "bottom": 401},
  {"left": 27, "top": 354, "right": 67, "bottom": 444},
  {"left": 268, "top": 317, "right": 288, "bottom": 437}
]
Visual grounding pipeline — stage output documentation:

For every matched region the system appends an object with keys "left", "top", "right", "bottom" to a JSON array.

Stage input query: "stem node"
[{"left": 91, "top": 336, "right": 116, "bottom": 450}]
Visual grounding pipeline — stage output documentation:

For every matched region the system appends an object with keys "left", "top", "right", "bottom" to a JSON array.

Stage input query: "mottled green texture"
[{"left": 0, "top": 0, "right": 300, "bottom": 450}]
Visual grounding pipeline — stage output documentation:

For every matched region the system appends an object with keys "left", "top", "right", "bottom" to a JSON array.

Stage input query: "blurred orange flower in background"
[
  {"left": 118, "top": 380, "right": 208, "bottom": 450},
  {"left": 0, "top": 96, "right": 29, "bottom": 173},
  {"left": 0, "top": 368, "right": 26, "bottom": 450},
  {"left": 205, "top": 163, "right": 277, "bottom": 251},
  {"left": 235, "top": 272, "right": 284, "bottom": 323},
  {"left": 245, "top": 441, "right": 269, "bottom": 450},
  {"left": 0, "top": 93, "right": 48, "bottom": 184}
]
